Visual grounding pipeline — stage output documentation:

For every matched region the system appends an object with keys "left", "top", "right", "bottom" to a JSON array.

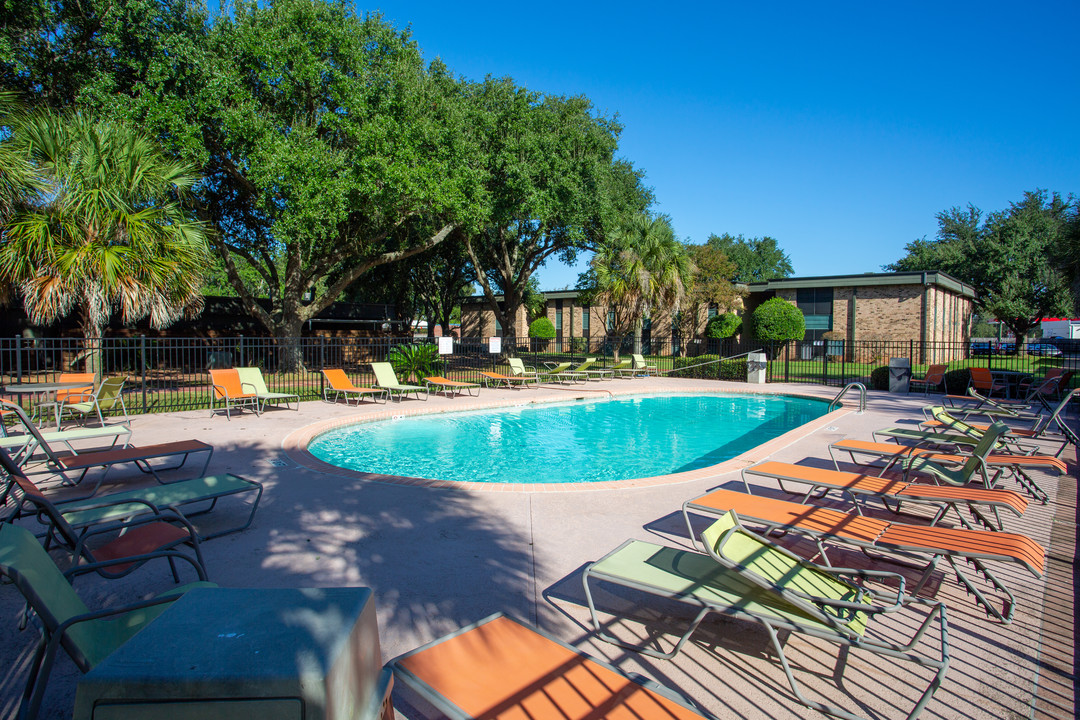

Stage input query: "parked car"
[
  {"left": 969, "top": 341, "right": 992, "bottom": 355},
  {"left": 1026, "top": 342, "right": 1063, "bottom": 356}
]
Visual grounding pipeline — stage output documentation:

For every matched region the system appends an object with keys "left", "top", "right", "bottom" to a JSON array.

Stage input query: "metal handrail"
[
  {"left": 665, "top": 349, "right": 764, "bottom": 374},
  {"left": 829, "top": 382, "right": 866, "bottom": 413}
]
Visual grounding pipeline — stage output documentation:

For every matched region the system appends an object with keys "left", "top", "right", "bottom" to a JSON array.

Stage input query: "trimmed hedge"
[
  {"left": 750, "top": 298, "right": 805, "bottom": 341},
  {"left": 705, "top": 313, "right": 741, "bottom": 339},
  {"left": 528, "top": 317, "right": 556, "bottom": 339},
  {"left": 943, "top": 368, "right": 971, "bottom": 395},
  {"left": 673, "top": 354, "right": 748, "bottom": 380},
  {"left": 869, "top": 366, "right": 889, "bottom": 391}
]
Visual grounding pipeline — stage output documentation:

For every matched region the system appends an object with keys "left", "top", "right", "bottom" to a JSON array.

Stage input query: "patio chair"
[
  {"left": 610, "top": 358, "right": 634, "bottom": 377},
  {"left": 0, "top": 449, "right": 207, "bottom": 581},
  {"left": 741, "top": 460, "right": 1028, "bottom": 531},
  {"left": 909, "top": 364, "right": 947, "bottom": 395},
  {"left": 540, "top": 361, "right": 583, "bottom": 384},
  {"left": 4, "top": 460, "right": 264, "bottom": 542},
  {"left": 423, "top": 376, "right": 480, "bottom": 398},
  {"left": 568, "top": 357, "right": 614, "bottom": 381},
  {"left": 0, "top": 400, "right": 131, "bottom": 469},
  {"left": 321, "top": 368, "right": 387, "bottom": 405},
  {"left": 476, "top": 370, "right": 533, "bottom": 389},
  {"left": 921, "top": 390, "right": 1078, "bottom": 457},
  {"left": 583, "top": 512, "right": 949, "bottom": 720},
  {"left": 371, "top": 362, "right": 428, "bottom": 402},
  {"left": 53, "top": 372, "right": 96, "bottom": 405},
  {"left": 236, "top": 366, "right": 299, "bottom": 412},
  {"left": 389, "top": 613, "right": 716, "bottom": 720},
  {"left": 57, "top": 376, "right": 128, "bottom": 427},
  {"left": 680, "top": 491, "right": 1043, "bottom": 624},
  {"left": 0, "top": 522, "right": 213, "bottom": 720},
  {"left": 631, "top": 353, "right": 658, "bottom": 376},
  {"left": 506, "top": 357, "right": 541, "bottom": 384},
  {"left": 968, "top": 367, "right": 1008, "bottom": 398},
  {"left": 208, "top": 368, "right": 260, "bottom": 419},
  {"left": 829, "top": 423, "right": 1059, "bottom": 503},
  {"left": 873, "top": 406, "right": 1039, "bottom": 456}
]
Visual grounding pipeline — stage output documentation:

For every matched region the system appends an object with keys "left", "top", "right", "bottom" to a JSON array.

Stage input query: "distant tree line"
[{"left": 886, "top": 190, "right": 1080, "bottom": 343}]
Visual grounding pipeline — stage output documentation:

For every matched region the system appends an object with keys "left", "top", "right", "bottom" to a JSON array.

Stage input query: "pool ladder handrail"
[{"left": 829, "top": 382, "right": 866, "bottom": 414}]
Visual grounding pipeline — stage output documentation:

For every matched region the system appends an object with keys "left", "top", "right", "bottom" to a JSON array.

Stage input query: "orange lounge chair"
[
  {"left": 423, "top": 376, "right": 480, "bottom": 398},
  {"left": 208, "top": 368, "right": 260, "bottom": 419},
  {"left": 321, "top": 368, "right": 387, "bottom": 405},
  {"left": 477, "top": 370, "right": 533, "bottom": 389},
  {"left": 682, "top": 487, "right": 1044, "bottom": 623},
  {"left": 742, "top": 460, "right": 1027, "bottom": 531},
  {"left": 909, "top": 364, "right": 947, "bottom": 395},
  {"left": 968, "top": 367, "right": 1009, "bottom": 398},
  {"left": 389, "top": 613, "right": 715, "bottom": 720}
]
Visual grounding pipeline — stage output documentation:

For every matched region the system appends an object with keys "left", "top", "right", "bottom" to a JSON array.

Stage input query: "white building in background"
[{"left": 1041, "top": 318, "right": 1080, "bottom": 339}]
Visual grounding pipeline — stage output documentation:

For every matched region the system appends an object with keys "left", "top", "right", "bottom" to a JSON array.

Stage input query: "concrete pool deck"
[{"left": 0, "top": 377, "right": 1074, "bottom": 719}]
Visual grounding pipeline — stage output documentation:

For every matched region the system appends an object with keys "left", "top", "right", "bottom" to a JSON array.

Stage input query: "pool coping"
[{"left": 281, "top": 383, "right": 853, "bottom": 492}]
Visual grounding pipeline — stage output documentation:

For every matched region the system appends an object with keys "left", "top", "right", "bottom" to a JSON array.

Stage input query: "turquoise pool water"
[{"left": 307, "top": 394, "right": 830, "bottom": 485}]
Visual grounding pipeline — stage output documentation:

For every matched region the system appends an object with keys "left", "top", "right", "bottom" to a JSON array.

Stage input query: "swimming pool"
[{"left": 306, "top": 393, "right": 830, "bottom": 485}]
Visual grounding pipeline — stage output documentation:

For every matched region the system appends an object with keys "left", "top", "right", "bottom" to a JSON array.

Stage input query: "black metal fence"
[{"left": 0, "top": 334, "right": 1071, "bottom": 416}]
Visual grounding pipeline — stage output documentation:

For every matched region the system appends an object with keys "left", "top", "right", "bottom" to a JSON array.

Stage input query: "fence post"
[
  {"left": 15, "top": 335, "right": 22, "bottom": 382},
  {"left": 822, "top": 351, "right": 829, "bottom": 385},
  {"left": 238, "top": 335, "right": 244, "bottom": 367},
  {"left": 783, "top": 343, "right": 790, "bottom": 383},
  {"left": 909, "top": 339, "right": 914, "bottom": 368},
  {"left": 139, "top": 335, "right": 147, "bottom": 414}
]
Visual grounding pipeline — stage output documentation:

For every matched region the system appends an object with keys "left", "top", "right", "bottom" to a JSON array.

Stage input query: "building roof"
[{"left": 744, "top": 271, "right": 977, "bottom": 299}]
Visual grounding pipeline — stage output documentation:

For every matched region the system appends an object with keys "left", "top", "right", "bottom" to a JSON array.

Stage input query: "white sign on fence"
[
  {"left": 438, "top": 336, "right": 453, "bottom": 355},
  {"left": 488, "top": 337, "right": 502, "bottom": 354}
]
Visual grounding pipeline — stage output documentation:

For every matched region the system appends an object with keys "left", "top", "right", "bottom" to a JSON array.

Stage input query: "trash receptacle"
[
  {"left": 747, "top": 352, "right": 767, "bottom": 384},
  {"left": 888, "top": 357, "right": 911, "bottom": 393}
]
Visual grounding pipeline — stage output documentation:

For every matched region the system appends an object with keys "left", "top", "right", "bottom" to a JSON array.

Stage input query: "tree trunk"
[
  {"left": 633, "top": 318, "right": 642, "bottom": 355},
  {"left": 79, "top": 309, "right": 104, "bottom": 379},
  {"left": 275, "top": 317, "right": 307, "bottom": 373}
]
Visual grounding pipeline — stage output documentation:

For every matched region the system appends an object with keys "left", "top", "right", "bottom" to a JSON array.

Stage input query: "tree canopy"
[
  {"left": 750, "top": 297, "right": 805, "bottom": 341},
  {"left": 0, "top": 110, "right": 210, "bottom": 368},
  {"left": 462, "top": 76, "right": 651, "bottom": 339},
  {"left": 705, "top": 233, "right": 793, "bottom": 283},
  {"left": 885, "top": 190, "right": 1077, "bottom": 341}
]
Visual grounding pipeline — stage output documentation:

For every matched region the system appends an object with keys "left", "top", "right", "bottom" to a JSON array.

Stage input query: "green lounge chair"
[
  {"left": 57, "top": 376, "right": 129, "bottom": 427},
  {"left": 371, "top": 361, "right": 428, "bottom": 402},
  {"left": 0, "top": 399, "right": 131, "bottom": 469},
  {"left": 208, "top": 368, "right": 261, "bottom": 419},
  {"left": 0, "top": 522, "right": 214, "bottom": 720},
  {"left": 540, "top": 361, "right": 583, "bottom": 384},
  {"left": 583, "top": 511, "right": 949, "bottom": 720},
  {"left": 568, "top": 357, "right": 613, "bottom": 381},
  {"left": 388, "top": 613, "right": 717, "bottom": 720},
  {"left": 0, "top": 448, "right": 207, "bottom": 581},
  {"left": 631, "top": 353, "right": 658, "bottom": 376},
  {"left": 506, "top": 357, "right": 540, "bottom": 384},
  {"left": 610, "top": 358, "right": 634, "bottom": 377},
  {"left": 321, "top": 368, "right": 387, "bottom": 405},
  {"left": 682, "top": 487, "right": 1044, "bottom": 624},
  {"left": 873, "top": 406, "right": 1038, "bottom": 455},
  {"left": 922, "top": 389, "right": 1078, "bottom": 457},
  {"left": 236, "top": 367, "right": 300, "bottom": 412},
  {"left": 4, "top": 460, "right": 264, "bottom": 542}
]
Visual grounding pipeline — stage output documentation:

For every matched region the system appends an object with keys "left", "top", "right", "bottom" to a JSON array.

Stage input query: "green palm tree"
[
  {"left": 590, "top": 213, "right": 692, "bottom": 359},
  {"left": 0, "top": 111, "right": 211, "bottom": 372}
]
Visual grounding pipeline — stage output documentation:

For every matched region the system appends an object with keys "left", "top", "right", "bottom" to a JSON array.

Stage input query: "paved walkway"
[{"left": 0, "top": 378, "right": 1074, "bottom": 719}]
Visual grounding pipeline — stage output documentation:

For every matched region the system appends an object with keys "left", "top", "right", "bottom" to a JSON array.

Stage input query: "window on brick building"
[{"left": 796, "top": 288, "right": 833, "bottom": 342}]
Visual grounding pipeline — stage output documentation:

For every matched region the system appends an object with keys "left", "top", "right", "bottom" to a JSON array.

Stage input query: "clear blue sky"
[{"left": 361, "top": 1, "right": 1079, "bottom": 290}]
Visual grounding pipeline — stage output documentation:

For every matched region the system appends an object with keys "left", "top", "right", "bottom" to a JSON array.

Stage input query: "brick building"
[{"left": 744, "top": 271, "right": 976, "bottom": 360}]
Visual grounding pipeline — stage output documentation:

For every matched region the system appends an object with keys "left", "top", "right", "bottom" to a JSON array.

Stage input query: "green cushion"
[{"left": 60, "top": 474, "right": 256, "bottom": 527}]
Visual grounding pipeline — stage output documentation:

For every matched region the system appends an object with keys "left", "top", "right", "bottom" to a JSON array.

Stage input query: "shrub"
[
  {"left": 869, "top": 366, "right": 889, "bottom": 391},
  {"left": 569, "top": 337, "right": 589, "bottom": 353},
  {"left": 388, "top": 343, "right": 440, "bottom": 382},
  {"left": 528, "top": 317, "right": 556, "bottom": 339},
  {"left": 943, "top": 368, "right": 971, "bottom": 395},
  {"left": 705, "top": 313, "right": 741, "bottom": 339},
  {"left": 672, "top": 355, "right": 748, "bottom": 380},
  {"left": 750, "top": 298, "right": 805, "bottom": 342}
]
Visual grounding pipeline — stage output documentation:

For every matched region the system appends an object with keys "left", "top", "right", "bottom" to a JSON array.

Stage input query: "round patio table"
[
  {"left": 2, "top": 381, "right": 93, "bottom": 430},
  {"left": 989, "top": 370, "right": 1031, "bottom": 399}
]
